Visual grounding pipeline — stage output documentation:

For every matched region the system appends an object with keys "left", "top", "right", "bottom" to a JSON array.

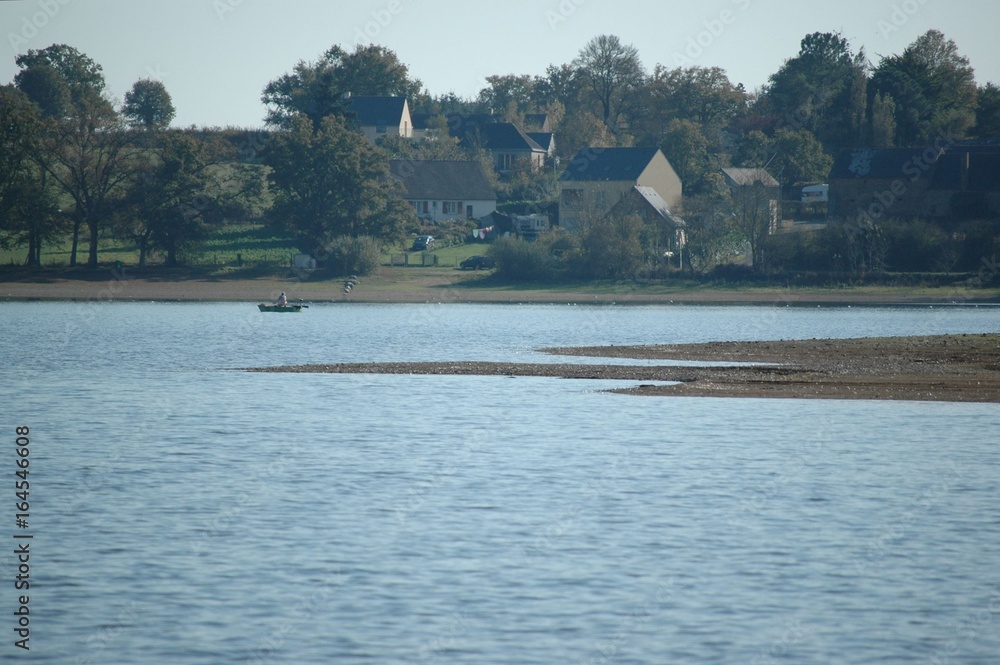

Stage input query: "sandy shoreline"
[{"left": 246, "top": 334, "right": 1000, "bottom": 403}]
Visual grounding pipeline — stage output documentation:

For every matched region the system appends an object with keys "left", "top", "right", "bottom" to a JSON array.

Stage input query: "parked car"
[
  {"left": 460, "top": 255, "right": 495, "bottom": 270},
  {"left": 411, "top": 235, "right": 435, "bottom": 251}
]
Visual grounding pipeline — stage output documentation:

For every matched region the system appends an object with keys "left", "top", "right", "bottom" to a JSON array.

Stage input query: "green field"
[{"left": 0, "top": 223, "right": 489, "bottom": 270}]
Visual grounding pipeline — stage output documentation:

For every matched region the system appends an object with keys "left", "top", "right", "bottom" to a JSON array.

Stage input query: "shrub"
[
  {"left": 487, "top": 235, "right": 560, "bottom": 281},
  {"left": 319, "top": 235, "right": 382, "bottom": 276}
]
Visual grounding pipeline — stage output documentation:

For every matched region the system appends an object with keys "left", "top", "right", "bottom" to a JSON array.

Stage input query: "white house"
[{"left": 389, "top": 160, "right": 497, "bottom": 223}]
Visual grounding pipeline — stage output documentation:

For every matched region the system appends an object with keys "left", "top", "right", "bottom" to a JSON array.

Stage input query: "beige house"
[
  {"left": 559, "top": 147, "right": 683, "bottom": 229},
  {"left": 345, "top": 96, "right": 412, "bottom": 144}
]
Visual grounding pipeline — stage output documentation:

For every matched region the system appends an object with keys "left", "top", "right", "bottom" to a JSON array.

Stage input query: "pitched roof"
[
  {"left": 722, "top": 167, "right": 779, "bottom": 188},
  {"left": 345, "top": 96, "right": 407, "bottom": 127},
  {"left": 633, "top": 186, "right": 685, "bottom": 227},
  {"left": 528, "top": 132, "right": 554, "bottom": 151},
  {"left": 460, "top": 123, "right": 545, "bottom": 153},
  {"left": 389, "top": 160, "right": 496, "bottom": 201},
  {"left": 560, "top": 147, "right": 662, "bottom": 182}
]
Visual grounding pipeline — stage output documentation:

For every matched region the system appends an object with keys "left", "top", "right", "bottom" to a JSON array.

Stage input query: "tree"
[
  {"left": 477, "top": 74, "right": 537, "bottom": 117},
  {"left": 641, "top": 65, "right": 746, "bottom": 144},
  {"left": 119, "top": 133, "right": 254, "bottom": 267},
  {"left": 554, "top": 111, "right": 617, "bottom": 160},
  {"left": 770, "top": 128, "right": 833, "bottom": 185},
  {"left": 34, "top": 94, "right": 135, "bottom": 268},
  {"left": 572, "top": 35, "right": 646, "bottom": 135},
  {"left": 870, "top": 30, "right": 978, "bottom": 145},
  {"left": 728, "top": 169, "right": 778, "bottom": 272},
  {"left": 763, "top": 32, "right": 868, "bottom": 153},
  {"left": 578, "top": 213, "right": 645, "bottom": 279},
  {"left": 14, "top": 44, "right": 105, "bottom": 107},
  {"left": 659, "top": 119, "right": 714, "bottom": 194},
  {"left": 868, "top": 92, "right": 897, "bottom": 147},
  {"left": 262, "top": 44, "right": 423, "bottom": 129},
  {"left": 680, "top": 191, "right": 742, "bottom": 273},
  {"left": 0, "top": 85, "right": 62, "bottom": 266},
  {"left": 972, "top": 83, "right": 1000, "bottom": 141},
  {"left": 15, "top": 46, "right": 132, "bottom": 268},
  {"left": 12, "top": 65, "right": 71, "bottom": 119},
  {"left": 733, "top": 128, "right": 832, "bottom": 185},
  {"left": 264, "top": 115, "right": 413, "bottom": 258},
  {"left": 122, "top": 79, "right": 175, "bottom": 129}
]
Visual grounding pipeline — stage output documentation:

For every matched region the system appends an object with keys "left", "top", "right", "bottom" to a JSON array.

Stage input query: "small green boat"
[{"left": 258, "top": 304, "right": 303, "bottom": 313}]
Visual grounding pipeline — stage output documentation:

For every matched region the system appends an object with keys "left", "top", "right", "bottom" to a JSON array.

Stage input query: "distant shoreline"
[{"left": 3, "top": 267, "right": 999, "bottom": 306}]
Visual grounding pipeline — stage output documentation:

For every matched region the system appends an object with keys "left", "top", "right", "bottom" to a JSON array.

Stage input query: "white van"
[{"left": 801, "top": 184, "right": 829, "bottom": 203}]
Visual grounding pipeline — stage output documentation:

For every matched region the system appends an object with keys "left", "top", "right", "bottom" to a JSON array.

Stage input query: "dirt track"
[{"left": 248, "top": 334, "right": 1000, "bottom": 403}]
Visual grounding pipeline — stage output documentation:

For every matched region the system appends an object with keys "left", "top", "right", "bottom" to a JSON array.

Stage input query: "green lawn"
[{"left": 1, "top": 223, "right": 492, "bottom": 270}]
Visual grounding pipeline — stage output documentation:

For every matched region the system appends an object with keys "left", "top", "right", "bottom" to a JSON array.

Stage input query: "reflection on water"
[{"left": 2, "top": 302, "right": 999, "bottom": 664}]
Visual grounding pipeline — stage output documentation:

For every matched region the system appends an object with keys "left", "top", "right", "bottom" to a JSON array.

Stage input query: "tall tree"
[
  {"left": 262, "top": 44, "right": 423, "bottom": 130},
  {"left": 122, "top": 79, "right": 175, "bottom": 129},
  {"left": 34, "top": 94, "right": 135, "bottom": 268},
  {"left": 0, "top": 85, "right": 61, "bottom": 266},
  {"left": 14, "top": 44, "right": 106, "bottom": 108},
  {"left": 15, "top": 46, "right": 128, "bottom": 267},
  {"left": 868, "top": 92, "right": 897, "bottom": 147},
  {"left": 572, "top": 35, "right": 646, "bottom": 134},
  {"left": 763, "top": 32, "right": 868, "bottom": 153},
  {"left": 642, "top": 65, "right": 746, "bottom": 143},
  {"left": 870, "top": 30, "right": 977, "bottom": 145},
  {"left": 264, "top": 115, "right": 412, "bottom": 256}
]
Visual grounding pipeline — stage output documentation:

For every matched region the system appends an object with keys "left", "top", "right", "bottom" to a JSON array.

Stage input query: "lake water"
[{"left": 2, "top": 301, "right": 1000, "bottom": 664}]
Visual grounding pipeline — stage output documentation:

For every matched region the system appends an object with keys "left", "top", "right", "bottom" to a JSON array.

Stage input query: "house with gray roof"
[
  {"left": 345, "top": 96, "right": 412, "bottom": 144},
  {"left": 559, "top": 147, "right": 683, "bottom": 230},
  {"left": 829, "top": 144, "right": 1000, "bottom": 219},
  {"left": 457, "top": 122, "right": 547, "bottom": 174},
  {"left": 389, "top": 160, "right": 497, "bottom": 223}
]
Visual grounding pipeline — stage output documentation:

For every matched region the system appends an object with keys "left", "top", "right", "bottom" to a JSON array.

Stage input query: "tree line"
[{"left": 1, "top": 30, "right": 998, "bottom": 274}]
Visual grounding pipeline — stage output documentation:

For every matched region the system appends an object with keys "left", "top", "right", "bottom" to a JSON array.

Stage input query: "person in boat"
[{"left": 275, "top": 292, "right": 287, "bottom": 307}]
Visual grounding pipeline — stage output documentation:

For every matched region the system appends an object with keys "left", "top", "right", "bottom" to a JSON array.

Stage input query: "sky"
[{"left": 2, "top": 0, "right": 998, "bottom": 129}]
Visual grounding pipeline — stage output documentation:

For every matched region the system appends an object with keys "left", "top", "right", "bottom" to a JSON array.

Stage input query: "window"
[
  {"left": 562, "top": 189, "right": 581, "bottom": 207},
  {"left": 442, "top": 201, "right": 459, "bottom": 215},
  {"left": 376, "top": 124, "right": 387, "bottom": 134}
]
